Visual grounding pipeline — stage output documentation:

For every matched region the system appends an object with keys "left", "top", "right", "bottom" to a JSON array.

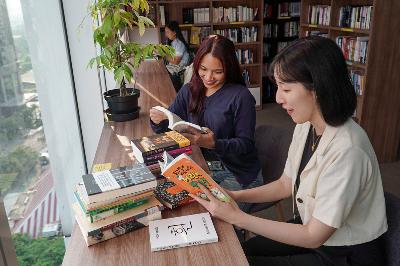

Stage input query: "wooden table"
[{"left": 62, "top": 61, "right": 248, "bottom": 266}]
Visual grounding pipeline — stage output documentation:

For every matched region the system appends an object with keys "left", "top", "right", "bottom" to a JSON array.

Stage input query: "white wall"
[
  {"left": 20, "top": 0, "right": 87, "bottom": 235},
  {"left": 61, "top": 0, "right": 104, "bottom": 170}
]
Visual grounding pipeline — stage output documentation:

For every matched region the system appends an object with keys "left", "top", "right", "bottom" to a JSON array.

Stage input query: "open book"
[
  {"left": 152, "top": 106, "right": 206, "bottom": 133},
  {"left": 159, "top": 152, "right": 231, "bottom": 202}
]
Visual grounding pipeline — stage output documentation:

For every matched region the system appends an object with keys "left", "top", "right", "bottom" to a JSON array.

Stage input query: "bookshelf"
[
  {"left": 299, "top": 0, "right": 400, "bottom": 162},
  {"left": 148, "top": 0, "right": 264, "bottom": 110},
  {"left": 262, "top": 1, "right": 301, "bottom": 103}
]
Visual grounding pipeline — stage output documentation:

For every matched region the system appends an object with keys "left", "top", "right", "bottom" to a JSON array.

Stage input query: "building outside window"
[{"left": 0, "top": 0, "right": 103, "bottom": 264}]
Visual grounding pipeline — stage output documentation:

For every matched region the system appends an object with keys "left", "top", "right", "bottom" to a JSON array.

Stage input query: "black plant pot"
[{"left": 104, "top": 88, "right": 140, "bottom": 122}]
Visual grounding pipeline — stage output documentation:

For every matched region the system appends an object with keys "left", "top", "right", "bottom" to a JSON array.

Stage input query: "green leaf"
[
  {"left": 114, "top": 67, "right": 124, "bottom": 83},
  {"left": 123, "top": 64, "right": 133, "bottom": 82},
  {"left": 101, "top": 15, "right": 113, "bottom": 37},
  {"left": 113, "top": 11, "right": 121, "bottom": 27}
]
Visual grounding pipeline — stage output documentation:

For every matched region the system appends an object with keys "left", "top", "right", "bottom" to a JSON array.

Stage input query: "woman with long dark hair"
[
  {"left": 190, "top": 36, "right": 387, "bottom": 265},
  {"left": 150, "top": 35, "right": 263, "bottom": 211},
  {"left": 164, "top": 21, "right": 191, "bottom": 89}
]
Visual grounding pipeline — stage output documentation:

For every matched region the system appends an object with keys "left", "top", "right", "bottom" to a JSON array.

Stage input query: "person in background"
[
  {"left": 190, "top": 36, "right": 388, "bottom": 266},
  {"left": 150, "top": 35, "right": 263, "bottom": 212},
  {"left": 164, "top": 21, "right": 191, "bottom": 91}
]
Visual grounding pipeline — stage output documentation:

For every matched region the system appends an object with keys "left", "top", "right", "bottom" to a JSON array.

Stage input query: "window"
[{"left": 0, "top": 0, "right": 101, "bottom": 264}]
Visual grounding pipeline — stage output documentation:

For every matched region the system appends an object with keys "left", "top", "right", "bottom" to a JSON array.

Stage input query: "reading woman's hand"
[
  {"left": 149, "top": 108, "right": 168, "bottom": 124},
  {"left": 190, "top": 183, "right": 244, "bottom": 225},
  {"left": 181, "top": 127, "right": 215, "bottom": 149}
]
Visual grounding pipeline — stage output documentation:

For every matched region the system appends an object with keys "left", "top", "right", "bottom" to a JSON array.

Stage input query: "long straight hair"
[
  {"left": 165, "top": 21, "right": 190, "bottom": 52},
  {"left": 189, "top": 35, "right": 245, "bottom": 115}
]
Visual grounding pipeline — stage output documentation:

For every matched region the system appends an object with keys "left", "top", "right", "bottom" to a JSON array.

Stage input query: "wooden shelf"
[
  {"left": 298, "top": 0, "right": 400, "bottom": 162},
  {"left": 213, "top": 21, "right": 262, "bottom": 26},
  {"left": 154, "top": 0, "right": 264, "bottom": 110},
  {"left": 346, "top": 61, "right": 367, "bottom": 70},
  {"left": 301, "top": 23, "right": 331, "bottom": 30},
  {"left": 234, "top": 41, "right": 261, "bottom": 46},
  {"left": 330, "top": 26, "right": 370, "bottom": 34}
]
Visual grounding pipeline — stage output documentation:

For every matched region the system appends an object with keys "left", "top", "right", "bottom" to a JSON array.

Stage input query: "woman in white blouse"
[{"left": 191, "top": 36, "right": 388, "bottom": 266}]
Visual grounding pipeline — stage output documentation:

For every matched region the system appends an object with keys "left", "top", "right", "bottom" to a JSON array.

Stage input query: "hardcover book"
[
  {"left": 153, "top": 181, "right": 194, "bottom": 209},
  {"left": 131, "top": 131, "right": 190, "bottom": 163},
  {"left": 82, "top": 163, "right": 157, "bottom": 203},
  {"left": 149, "top": 212, "right": 218, "bottom": 251},
  {"left": 160, "top": 152, "right": 231, "bottom": 203},
  {"left": 73, "top": 196, "right": 163, "bottom": 246}
]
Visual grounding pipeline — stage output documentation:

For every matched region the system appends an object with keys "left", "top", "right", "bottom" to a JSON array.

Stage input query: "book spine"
[
  {"left": 89, "top": 198, "right": 149, "bottom": 223},
  {"left": 144, "top": 147, "right": 192, "bottom": 164},
  {"left": 85, "top": 212, "right": 162, "bottom": 246},
  {"left": 151, "top": 238, "right": 218, "bottom": 252},
  {"left": 87, "top": 205, "right": 163, "bottom": 236},
  {"left": 142, "top": 143, "right": 180, "bottom": 158},
  {"left": 86, "top": 189, "right": 154, "bottom": 210}
]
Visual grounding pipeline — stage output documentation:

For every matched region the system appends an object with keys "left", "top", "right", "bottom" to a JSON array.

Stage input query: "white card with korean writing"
[{"left": 148, "top": 212, "right": 218, "bottom": 252}]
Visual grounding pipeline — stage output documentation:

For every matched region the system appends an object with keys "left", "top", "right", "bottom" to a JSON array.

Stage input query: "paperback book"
[
  {"left": 75, "top": 182, "right": 154, "bottom": 211},
  {"left": 149, "top": 212, "right": 218, "bottom": 251},
  {"left": 74, "top": 189, "right": 153, "bottom": 223},
  {"left": 152, "top": 106, "right": 206, "bottom": 133},
  {"left": 153, "top": 181, "right": 194, "bottom": 209},
  {"left": 74, "top": 196, "right": 164, "bottom": 246},
  {"left": 131, "top": 131, "right": 190, "bottom": 163},
  {"left": 160, "top": 152, "right": 231, "bottom": 202},
  {"left": 82, "top": 163, "right": 157, "bottom": 203}
]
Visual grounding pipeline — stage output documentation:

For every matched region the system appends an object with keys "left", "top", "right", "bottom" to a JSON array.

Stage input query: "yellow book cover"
[{"left": 165, "top": 131, "right": 190, "bottom": 147}]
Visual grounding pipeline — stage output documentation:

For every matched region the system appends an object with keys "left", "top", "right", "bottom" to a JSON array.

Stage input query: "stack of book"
[
  {"left": 73, "top": 163, "right": 163, "bottom": 246},
  {"left": 130, "top": 131, "right": 193, "bottom": 177}
]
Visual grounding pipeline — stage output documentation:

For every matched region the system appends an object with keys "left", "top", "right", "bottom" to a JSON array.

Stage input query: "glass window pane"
[{"left": 1, "top": 0, "right": 71, "bottom": 264}]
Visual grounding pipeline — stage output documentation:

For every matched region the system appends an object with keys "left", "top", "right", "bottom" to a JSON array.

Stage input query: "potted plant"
[{"left": 87, "top": 0, "right": 175, "bottom": 121}]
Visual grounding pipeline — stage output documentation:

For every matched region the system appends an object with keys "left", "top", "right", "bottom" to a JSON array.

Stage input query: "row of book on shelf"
[
  {"left": 350, "top": 70, "right": 365, "bottom": 96},
  {"left": 308, "top": 4, "right": 373, "bottom": 29},
  {"left": 308, "top": 5, "right": 331, "bottom": 26},
  {"left": 264, "top": 21, "right": 299, "bottom": 38},
  {"left": 73, "top": 107, "right": 230, "bottom": 250},
  {"left": 160, "top": 5, "right": 258, "bottom": 26},
  {"left": 236, "top": 48, "right": 254, "bottom": 65},
  {"left": 264, "top": 2, "right": 300, "bottom": 18},
  {"left": 180, "top": 26, "right": 259, "bottom": 46},
  {"left": 338, "top": 5, "right": 373, "bottom": 30},
  {"left": 214, "top": 26, "right": 258, "bottom": 43},
  {"left": 213, "top": 6, "right": 258, "bottom": 23},
  {"left": 336, "top": 36, "right": 369, "bottom": 64}
]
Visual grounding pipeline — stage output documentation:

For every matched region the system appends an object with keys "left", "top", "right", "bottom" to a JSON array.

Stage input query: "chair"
[
  {"left": 247, "top": 124, "right": 294, "bottom": 221},
  {"left": 384, "top": 192, "right": 400, "bottom": 266}
]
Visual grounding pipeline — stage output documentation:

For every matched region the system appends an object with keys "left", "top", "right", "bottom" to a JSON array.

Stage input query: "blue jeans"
[{"left": 210, "top": 167, "right": 263, "bottom": 213}]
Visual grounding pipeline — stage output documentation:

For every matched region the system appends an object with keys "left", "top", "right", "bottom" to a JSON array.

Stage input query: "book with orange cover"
[{"left": 160, "top": 152, "right": 231, "bottom": 202}]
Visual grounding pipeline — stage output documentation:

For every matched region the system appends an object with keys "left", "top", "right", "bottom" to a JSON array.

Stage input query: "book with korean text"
[{"left": 148, "top": 212, "right": 218, "bottom": 251}]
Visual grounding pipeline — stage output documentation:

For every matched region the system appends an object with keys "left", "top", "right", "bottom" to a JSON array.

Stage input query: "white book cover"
[
  {"left": 149, "top": 212, "right": 218, "bottom": 252},
  {"left": 152, "top": 106, "right": 206, "bottom": 133}
]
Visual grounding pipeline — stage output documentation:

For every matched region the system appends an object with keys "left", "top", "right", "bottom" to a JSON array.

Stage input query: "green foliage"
[
  {"left": 0, "top": 105, "right": 42, "bottom": 142},
  {"left": 86, "top": 0, "right": 175, "bottom": 95},
  {"left": 0, "top": 172, "right": 18, "bottom": 194},
  {"left": 0, "top": 146, "right": 38, "bottom": 183},
  {"left": 13, "top": 234, "right": 65, "bottom": 266}
]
